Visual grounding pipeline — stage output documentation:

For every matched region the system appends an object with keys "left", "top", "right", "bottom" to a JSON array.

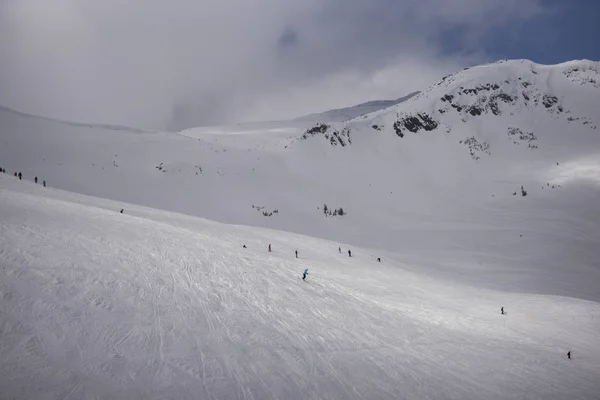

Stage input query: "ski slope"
[{"left": 1, "top": 176, "right": 599, "bottom": 400}]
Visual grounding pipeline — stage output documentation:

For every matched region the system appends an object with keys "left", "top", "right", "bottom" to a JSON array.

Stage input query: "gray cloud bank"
[{"left": 0, "top": 0, "right": 547, "bottom": 130}]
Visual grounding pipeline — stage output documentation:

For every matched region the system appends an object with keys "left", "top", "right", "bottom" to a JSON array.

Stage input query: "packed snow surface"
[
  {"left": 1, "top": 177, "right": 599, "bottom": 400},
  {"left": 1, "top": 59, "right": 600, "bottom": 398}
]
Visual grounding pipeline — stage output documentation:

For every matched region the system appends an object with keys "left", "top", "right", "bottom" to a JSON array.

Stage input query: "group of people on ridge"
[{"left": 1, "top": 168, "right": 47, "bottom": 187}]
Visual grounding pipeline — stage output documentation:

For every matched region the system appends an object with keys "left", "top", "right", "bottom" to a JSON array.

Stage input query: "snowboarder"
[
  {"left": 120, "top": 209, "right": 124, "bottom": 214},
  {"left": 348, "top": 250, "right": 352, "bottom": 257},
  {"left": 377, "top": 257, "right": 381, "bottom": 262},
  {"left": 295, "top": 250, "right": 298, "bottom": 258},
  {"left": 501, "top": 307, "right": 505, "bottom": 315},
  {"left": 35, "top": 176, "right": 38, "bottom": 184},
  {"left": 338, "top": 247, "right": 341, "bottom": 253},
  {"left": 43, "top": 180, "right": 46, "bottom": 187},
  {"left": 18, "top": 172, "right": 22, "bottom": 180},
  {"left": 268, "top": 244, "right": 271, "bottom": 252},
  {"left": 567, "top": 351, "right": 571, "bottom": 359},
  {"left": 243, "top": 244, "right": 247, "bottom": 248},
  {"left": 302, "top": 268, "right": 308, "bottom": 281}
]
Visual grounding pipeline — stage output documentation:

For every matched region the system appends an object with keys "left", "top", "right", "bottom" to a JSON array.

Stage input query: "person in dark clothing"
[
  {"left": 348, "top": 250, "right": 352, "bottom": 257},
  {"left": 338, "top": 247, "right": 341, "bottom": 253},
  {"left": 501, "top": 307, "right": 505, "bottom": 315},
  {"left": 120, "top": 209, "right": 124, "bottom": 214},
  {"left": 18, "top": 172, "right": 22, "bottom": 180},
  {"left": 295, "top": 250, "right": 298, "bottom": 258},
  {"left": 268, "top": 244, "right": 271, "bottom": 252},
  {"left": 567, "top": 351, "right": 571, "bottom": 359},
  {"left": 243, "top": 244, "right": 247, "bottom": 248},
  {"left": 43, "top": 180, "right": 46, "bottom": 187},
  {"left": 377, "top": 257, "right": 381, "bottom": 262},
  {"left": 35, "top": 176, "right": 38, "bottom": 184}
]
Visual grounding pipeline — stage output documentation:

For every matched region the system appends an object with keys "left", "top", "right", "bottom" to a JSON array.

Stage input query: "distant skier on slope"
[
  {"left": 567, "top": 351, "right": 571, "bottom": 359},
  {"left": 501, "top": 307, "right": 505, "bottom": 315},
  {"left": 302, "top": 268, "right": 308, "bottom": 281},
  {"left": 295, "top": 250, "right": 298, "bottom": 258},
  {"left": 377, "top": 257, "right": 381, "bottom": 262},
  {"left": 18, "top": 172, "right": 22, "bottom": 180},
  {"left": 348, "top": 250, "right": 352, "bottom": 257},
  {"left": 43, "top": 180, "right": 46, "bottom": 187},
  {"left": 338, "top": 247, "right": 341, "bottom": 253},
  {"left": 268, "top": 244, "right": 271, "bottom": 252}
]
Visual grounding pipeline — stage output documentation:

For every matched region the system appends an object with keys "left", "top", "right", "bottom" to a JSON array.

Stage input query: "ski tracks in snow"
[{"left": 1, "top": 186, "right": 600, "bottom": 399}]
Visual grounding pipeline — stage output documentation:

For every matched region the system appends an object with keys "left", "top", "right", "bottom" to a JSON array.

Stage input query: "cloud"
[{"left": 0, "top": 0, "right": 547, "bottom": 130}]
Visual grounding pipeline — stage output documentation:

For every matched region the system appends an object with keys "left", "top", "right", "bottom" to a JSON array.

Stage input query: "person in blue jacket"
[{"left": 302, "top": 268, "right": 308, "bottom": 281}]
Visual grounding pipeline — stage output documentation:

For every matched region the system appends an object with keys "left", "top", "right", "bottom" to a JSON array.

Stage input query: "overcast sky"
[{"left": 0, "top": 0, "right": 598, "bottom": 130}]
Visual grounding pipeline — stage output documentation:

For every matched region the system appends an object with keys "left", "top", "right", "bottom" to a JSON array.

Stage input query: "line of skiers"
[
  {"left": 262, "top": 243, "right": 382, "bottom": 281},
  {"left": 1, "top": 168, "right": 47, "bottom": 187}
]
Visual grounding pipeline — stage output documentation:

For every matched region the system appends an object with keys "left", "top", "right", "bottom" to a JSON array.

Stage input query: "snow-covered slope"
[
  {"left": 293, "top": 91, "right": 419, "bottom": 123},
  {"left": 1, "top": 59, "right": 600, "bottom": 304},
  {"left": 1, "top": 176, "right": 599, "bottom": 400}
]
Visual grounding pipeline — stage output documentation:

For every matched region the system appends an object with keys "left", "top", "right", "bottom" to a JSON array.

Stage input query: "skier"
[
  {"left": 501, "top": 307, "right": 505, "bottom": 315},
  {"left": 35, "top": 176, "right": 38, "bottom": 184},
  {"left": 377, "top": 257, "right": 381, "bottom": 262},
  {"left": 243, "top": 244, "right": 247, "bottom": 248},
  {"left": 302, "top": 268, "right": 308, "bottom": 281},
  {"left": 43, "top": 180, "right": 46, "bottom": 187},
  {"left": 338, "top": 247, "right": 341, "bottom": 253},
  {"left": 268, "top": 244, "right": 271, "bottom": 252},
  {"left": 348, "top": 249, "right": 352, "bottom": 257},
  {"left": 18, "top": 172, "right": 22, "bottom": 180},
  {"left": 120, "top": 209, "right": 124, "bottom": 214},
  {"left": 567, "top": 351, "right": 571, "bottom": 359},
  {"left": 295, "top": 250, "right": 298, "bottom": 258}
]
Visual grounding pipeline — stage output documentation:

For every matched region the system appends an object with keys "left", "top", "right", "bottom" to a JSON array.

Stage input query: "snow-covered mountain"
[
  {"left": 1, "top": 59, "right": 600, "bottom": 398},
  {"left": 2, "top": 58, "right": 598, "bottom": 298}
]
